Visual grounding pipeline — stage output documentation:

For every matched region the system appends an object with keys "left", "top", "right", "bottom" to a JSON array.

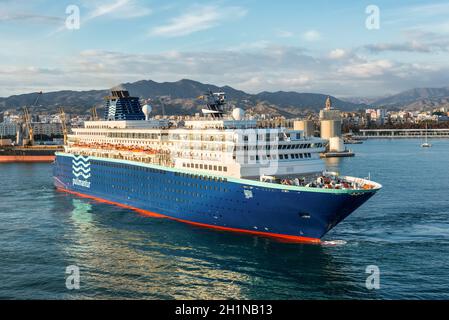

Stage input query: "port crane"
[
  {"left": 22, "top": 107, "right": 34, "bottom": 146},
  {"left": 21, "top": 91, "right": 43, "bottom": 146},
  {"left": 91, "top": 106, "right": 99, "bottom": 121},
  {"left": 59, "top": 108, "right": 68, "bottom": 145}
]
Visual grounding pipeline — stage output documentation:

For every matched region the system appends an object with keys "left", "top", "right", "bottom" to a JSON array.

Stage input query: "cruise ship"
[{"left": 53, "top": 89, "right": 381, "bottom": 243}]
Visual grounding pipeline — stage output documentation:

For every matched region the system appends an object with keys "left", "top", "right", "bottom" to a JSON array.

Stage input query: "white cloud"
[
  {"left": 3, "top": 45, "right": 449, "bottom": 97},
  {"left": 365, "top": 41, "right": 434, "bottom": 53},
  {"left": 67, "top": 47, "right": 443, "bottom": 95},
  {"left": 88, "top": 0, "right": 130, "bottom": 19},
  {"left": 0, "top": 1, "right": 62, "bottom": 25},
  {"left": 86, "top": 0, "right": 152, "bottom": 20},
  {"left": 0, "top": 13, "right": 63, "bottom": 24},
  {"left": 150, "top": 5, "right": 247, "bottom": 37},
  {"left": 329, "top": 49, "right": 346, "bottom": 59},
  {"left": 302, "top": 30, "right": 321, "bottom": 41},
  {"left": 339, "top": 59, "right": 393, "bottom": 78},
  {"left": 45, "top": 0, "right": 152, "bottom": 37}
]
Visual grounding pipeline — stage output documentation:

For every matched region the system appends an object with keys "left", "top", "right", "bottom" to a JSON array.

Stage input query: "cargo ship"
[
  {"left": 0, "top": 145, "right": 64, "bottom": 163},
  {"left": 0, "top": 100, "right": 66, "bottom": 163},
  {"left": 53, "top": 90, "right": 381, "bottom": 243}
]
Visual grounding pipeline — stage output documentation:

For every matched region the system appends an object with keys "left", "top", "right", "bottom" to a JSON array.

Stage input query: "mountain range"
[
  {"left": 1, "top": 79, "right": 448, "bottom": 117},
  {"left": 370, "top": 87, "right": 449, "bottom": 110},
  {"left": 0, "top": 79, "right": 365, "bottom": 117}
]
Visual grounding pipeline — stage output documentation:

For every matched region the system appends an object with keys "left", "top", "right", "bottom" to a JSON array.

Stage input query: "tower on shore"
[{"left": 319, "top": 96, "right": 344, "bottom": 152}]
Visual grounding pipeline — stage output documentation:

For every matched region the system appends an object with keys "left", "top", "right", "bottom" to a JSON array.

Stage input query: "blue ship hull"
[{"left": 53, "top": 153, "right": 378, "bottom": 242}]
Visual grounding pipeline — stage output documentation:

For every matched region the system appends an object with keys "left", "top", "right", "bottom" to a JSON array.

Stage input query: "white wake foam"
[{"left": 321, "top": 240, "right": 347, "bottom": 247}]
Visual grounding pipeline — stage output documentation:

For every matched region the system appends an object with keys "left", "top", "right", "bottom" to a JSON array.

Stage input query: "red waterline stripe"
[
  {"left": 56, "top": 187, "right": 321, "bottom": 244},
  {"left": 0, "top": 155, "right": 55, "bottom": 163}
]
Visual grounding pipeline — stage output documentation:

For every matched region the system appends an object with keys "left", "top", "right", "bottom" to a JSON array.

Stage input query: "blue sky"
[{"left": 1, "top": 0, "right": 449, "bottom": 97}]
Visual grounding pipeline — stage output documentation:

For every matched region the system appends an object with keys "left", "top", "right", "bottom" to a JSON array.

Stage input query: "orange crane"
[
  {"left": 59, "top": 107, "right": 68, "bottom": 145},
  {"left": 21, "top": 91, "right": 42, "bottom": 146},
  {"left": 23, "top": 107, "right": 34, "bottom": 146},
  {"left": 91, "top": 106, "right": 98, "bottom": 121}
]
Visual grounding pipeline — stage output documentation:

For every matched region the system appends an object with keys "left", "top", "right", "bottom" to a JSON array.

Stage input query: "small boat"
[
  {"left": 344, "top": 139, "right": 363, "bottom": 145},
  {"left": 421, "top": 123, "right": 432, "bottom": 148}
]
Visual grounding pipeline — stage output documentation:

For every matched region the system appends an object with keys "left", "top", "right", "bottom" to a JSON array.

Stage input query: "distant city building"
[
  {"left": 437, "top": 115, "right": 449, "bottom": 122},
  {"left": 0, "top": 123, "right": 18, "bottom": 137},
  {"left": 30, "top": 123, "right": 64, "bottom": 137},
  {"left": 376, "top": 109, "right": 387, "bottom": 125},
  {"left": 2, "top": 113, "right": 21, "bottom": 124}
]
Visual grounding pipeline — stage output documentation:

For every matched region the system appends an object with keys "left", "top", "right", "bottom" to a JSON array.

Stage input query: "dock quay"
[{"left": 354, "top": 129, "right": 449, "bottom": 139}]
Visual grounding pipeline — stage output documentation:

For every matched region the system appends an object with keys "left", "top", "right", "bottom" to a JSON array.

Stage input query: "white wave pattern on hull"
[{"left": 72, "top": 156, "right": 91, "bottom": 179}]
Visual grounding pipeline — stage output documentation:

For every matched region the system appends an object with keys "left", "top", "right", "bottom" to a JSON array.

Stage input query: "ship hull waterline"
[
  {"left": 0, "top": 155, "right": 55, "bottom": 163},
  {"left": 53, "top": 153, "right": 379, "bottom": 244}
]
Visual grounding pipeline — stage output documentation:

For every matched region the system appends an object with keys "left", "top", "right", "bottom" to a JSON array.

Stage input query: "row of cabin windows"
[
  {"left": 279, "top": 153, "right": 312, "bottom": 160},
  {"left": 182, "top": 162, "right": 228, "bottom": 172},
  {"left": 234, "top": 143, "right": 322, "bottom": 151},
  {"left": 89, "top": 168, "right": 228, "bottom": 193},
  {"left": 174, "top": 172, "right": 227, "bottom": 183},
  {"left": 107, "top": 132, "right": 160, "bottom": 139},
  {"left": 92, "top": 160, "right": 166, "bottom": 174},
  {"left": 277, "top": 143, "right": 320, "bottom": 149},
  {"left": 245, "top": 153, "right": 312, "bottom": 161},
  {"left": 242, "top": 133, "right": 288, "bottom": 141},
  {"left": 93, "top": 167, "right": 231, "bottom": 200},
  {"left": 77, "top": 139, "right": 158, "bottom": 145},
  {"left": 67, "top": 158, "right": 228, "bottom": 184}
]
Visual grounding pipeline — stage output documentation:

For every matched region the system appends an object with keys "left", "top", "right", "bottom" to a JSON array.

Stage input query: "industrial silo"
[
  {"left": 320, "top": 120, "right": 342, "bottom": 140},
  {"left": 294, "top": 120, "right": 314, "bottom": 137}
]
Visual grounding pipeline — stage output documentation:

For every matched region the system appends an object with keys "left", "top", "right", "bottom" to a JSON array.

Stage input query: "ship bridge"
[{"left": 184, "top": 119, "right": 258, "bottom": 130}]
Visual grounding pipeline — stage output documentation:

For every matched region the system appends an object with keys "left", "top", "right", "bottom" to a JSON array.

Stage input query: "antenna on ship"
[{"left": 199, "top": 91, "right": 226, "bottom": 119}]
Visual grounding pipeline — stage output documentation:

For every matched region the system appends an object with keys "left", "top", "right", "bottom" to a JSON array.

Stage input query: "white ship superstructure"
[{"left": 67, "top": 117, "right": 326, "bottom": 180}]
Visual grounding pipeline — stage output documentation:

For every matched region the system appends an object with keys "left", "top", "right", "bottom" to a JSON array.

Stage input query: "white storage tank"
[
  {"left": 294, "top": 120, "right": 314, "bottom": 137},
  {"left": 320, "top": 120, "right": 342, "bottom": 139},
  {"left": 329, "top": 137, "right": 345, "bottom": 152}
]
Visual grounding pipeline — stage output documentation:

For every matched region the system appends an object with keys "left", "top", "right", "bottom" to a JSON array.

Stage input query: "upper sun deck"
[
  {"left": 83, "top": 119, "right": 170, "bottom": 130},
  {"left": 82, "top": 118, "right": 260, "bottom": 131}
]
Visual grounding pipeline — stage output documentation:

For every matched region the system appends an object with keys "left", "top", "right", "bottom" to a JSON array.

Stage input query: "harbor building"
[
  {"left": 31, "top": 123, "right": 64, "bottom": 137},
  {"left": 0, "top": 122, "right": 18, "bottom": 137}
]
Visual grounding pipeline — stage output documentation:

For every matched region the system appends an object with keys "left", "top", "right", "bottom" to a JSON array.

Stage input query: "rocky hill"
[
  {"left": 0, "top": 79, "right": 366, "bottom": 117},
  {"left": 372, "top": 87, "right": 449, "bottom": 111}
]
